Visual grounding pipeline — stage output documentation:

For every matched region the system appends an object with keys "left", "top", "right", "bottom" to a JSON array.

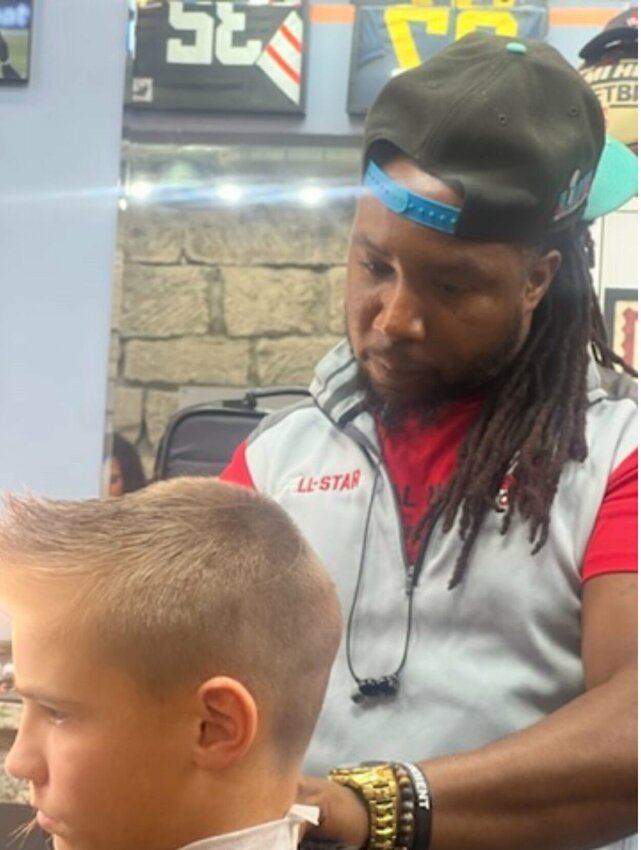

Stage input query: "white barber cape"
[{"left": 178, "top": 806, "right": 319, "bottom": 850}]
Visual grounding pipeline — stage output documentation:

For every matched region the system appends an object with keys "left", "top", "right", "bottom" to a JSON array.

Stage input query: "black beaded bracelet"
[
  {"left": 398, "top": 762, "right": 432, "bottom": 850},
  {"left": 391, "top": 763, "right": 416, "bottom": 849}
]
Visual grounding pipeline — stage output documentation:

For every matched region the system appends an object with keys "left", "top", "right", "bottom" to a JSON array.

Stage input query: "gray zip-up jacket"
[{"left": 224, "top": 339, "right": 637, "bottom": 850}]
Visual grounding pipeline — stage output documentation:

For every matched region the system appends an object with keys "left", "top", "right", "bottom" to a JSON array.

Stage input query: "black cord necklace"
[{"left": 345, "top": 463, "right": 418, "bottom": 704}]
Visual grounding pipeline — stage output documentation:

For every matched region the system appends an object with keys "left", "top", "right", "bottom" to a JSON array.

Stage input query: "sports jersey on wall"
[
  {"left": 347, "top": 0, "right": 549, "bottom": 115},
  {"left": 129, "top": 0, "right": 307, "bottom": 114}
]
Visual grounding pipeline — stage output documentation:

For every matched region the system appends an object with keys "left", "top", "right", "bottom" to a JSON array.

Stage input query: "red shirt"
[{"left": 374, "top": 405, "right": 638, "bottom": 581}]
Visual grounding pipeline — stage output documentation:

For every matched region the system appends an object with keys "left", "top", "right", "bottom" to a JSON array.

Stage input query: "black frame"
[{"left": 129, "top": 0, "right": 309, "bottom": 115}]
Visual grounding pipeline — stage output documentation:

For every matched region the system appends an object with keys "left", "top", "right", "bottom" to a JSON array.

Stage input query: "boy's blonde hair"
[{"left": 0, "top": 478, "right": 342, "bottom": 761}]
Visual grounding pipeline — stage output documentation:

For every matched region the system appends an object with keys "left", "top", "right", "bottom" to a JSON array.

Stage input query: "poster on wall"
[
  {"left": 347, "top": 0, "right": 548, "bottom": 115},
  {"left": 0, "top": 0, "right": 33, "bottom": 83},
  {"left": 605, "top": 288, "right": 638, "bottom": 371},
  {"left": 129, "top": 0, "right": 308, "bottom": 115}
]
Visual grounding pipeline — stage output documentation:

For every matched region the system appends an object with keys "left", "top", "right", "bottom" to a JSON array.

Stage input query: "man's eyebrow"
[
  {"left": 435, "top": 254, "right": 492, "bottom": 279},
  {"left": 351, "top": 232, "right": 389, "bottom": 256},
  {"left": 353, "top": 231, "right": 492, "bottom": 279}
]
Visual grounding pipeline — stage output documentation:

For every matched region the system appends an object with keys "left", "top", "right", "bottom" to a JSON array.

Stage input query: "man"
[
  {"left": 0, "top": 478, "right": 342, "bottom": 850},
  {"left": 221, "top": 33, "right": 637, "bottom": 850}
]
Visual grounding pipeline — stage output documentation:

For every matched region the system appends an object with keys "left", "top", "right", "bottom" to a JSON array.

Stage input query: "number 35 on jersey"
[{"left": 130, "top": 0, "right": 307, "bottom": 114}]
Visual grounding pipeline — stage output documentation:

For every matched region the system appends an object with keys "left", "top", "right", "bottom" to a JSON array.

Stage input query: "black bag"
[{"left": 154, "top": 386, "right": 310, "bottom": 480}]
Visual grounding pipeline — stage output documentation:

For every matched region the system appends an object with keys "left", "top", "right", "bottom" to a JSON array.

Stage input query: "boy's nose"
[{"left": 5, "top": 725, "right": 47, "bottom": 786}]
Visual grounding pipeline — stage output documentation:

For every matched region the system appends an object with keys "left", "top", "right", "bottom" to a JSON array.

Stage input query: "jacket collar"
[
  {"left": 310, "top": 338, "right": 363, "bottom": 424},
  {"left": 310, "top": 339, "right": 381, "bottom": 453}
]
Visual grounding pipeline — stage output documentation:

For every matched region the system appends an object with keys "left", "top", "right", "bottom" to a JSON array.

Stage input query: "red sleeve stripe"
[
  {"left": 218, "top": 440, "right": 257, "bottom": 491},
  {"left": 582, "top": 449, "right": 638, "bottom": 582}
]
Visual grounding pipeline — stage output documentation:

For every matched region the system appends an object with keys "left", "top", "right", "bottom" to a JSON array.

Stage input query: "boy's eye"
[{"left": 40, "top": 705, "right": 67, "bottom": 724}]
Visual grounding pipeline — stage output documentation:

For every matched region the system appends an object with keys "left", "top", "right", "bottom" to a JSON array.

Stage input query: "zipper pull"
[{"left": 405, "top": 564, "right": 415, "bottom": 596}]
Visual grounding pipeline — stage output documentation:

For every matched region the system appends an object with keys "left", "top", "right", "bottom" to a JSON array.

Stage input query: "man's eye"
[
  {"left": 361, "top": 259, "right": 393, "bottom": 279},
  {"left": 433, "top": 280, "right": 467, "bottom": 296}
]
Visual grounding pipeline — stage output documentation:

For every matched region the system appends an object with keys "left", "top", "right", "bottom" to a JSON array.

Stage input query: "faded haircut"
[{"left": 0, "top": 478, "right": 342, "bottom": 762}]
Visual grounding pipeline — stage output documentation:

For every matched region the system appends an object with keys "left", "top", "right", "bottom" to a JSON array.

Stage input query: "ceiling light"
[
  {"left": 128, "top": 180, "right": 154, "bottom": 202},
  {"left": 299, "top": 185, "right": 324, "bottom": 206},
  {"left": 217, "top": 183, "right": 243, "bottom": 203}
]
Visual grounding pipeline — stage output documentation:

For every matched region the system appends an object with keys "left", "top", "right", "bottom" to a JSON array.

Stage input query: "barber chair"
[{"left": 154, "top": 386, "right": 310, "bottom": 480}]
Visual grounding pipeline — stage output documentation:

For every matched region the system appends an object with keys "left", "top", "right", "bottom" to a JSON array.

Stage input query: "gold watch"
[{"left": 328, "top": 763, "right": 399, "bottom": 850}]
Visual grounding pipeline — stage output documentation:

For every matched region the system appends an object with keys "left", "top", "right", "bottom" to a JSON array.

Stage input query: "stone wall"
[{"left": 109, "top": 198, "right": 354, "bottom": 475}]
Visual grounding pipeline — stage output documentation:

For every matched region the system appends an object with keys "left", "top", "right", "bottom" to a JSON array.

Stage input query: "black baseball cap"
[
  {"left": 364, "top": 33, "right": 605, "bottom": 242},
  {"left": 579, "top": 7, "right": 638, "bottom": 62}
]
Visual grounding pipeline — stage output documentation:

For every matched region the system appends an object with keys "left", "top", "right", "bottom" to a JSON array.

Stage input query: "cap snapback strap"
[{"left": 364, "top": 160, "right": 461, "bottom": 236}]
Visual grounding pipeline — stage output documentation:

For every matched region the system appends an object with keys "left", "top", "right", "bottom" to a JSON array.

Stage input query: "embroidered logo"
[
  {"left": 553, "top": 167, "right": 595, "bottom": 221},
  {"left": 294, "top": 470, "right": 362, "bottom": 494}
]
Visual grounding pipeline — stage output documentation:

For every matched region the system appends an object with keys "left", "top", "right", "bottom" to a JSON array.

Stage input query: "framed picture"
[
  {"left": 346, "top": 0, "right": 548, "bottom": 116},
  {"left": 604, "top": 288, "right": 638, "bottom": 370},
  {"left": 129, "top": 0, "right": 308, "bottom": 115},
  {"left": 0, "top": 0, "right": 33, "bottom": 84}
]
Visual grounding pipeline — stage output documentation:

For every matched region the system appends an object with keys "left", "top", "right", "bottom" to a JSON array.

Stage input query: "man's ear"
[
  {"left": 524, "top": 249, "right": 562, "bottom": 313},
  {"left": 193, "top": 676, "right": 258, "bottom": 770}
]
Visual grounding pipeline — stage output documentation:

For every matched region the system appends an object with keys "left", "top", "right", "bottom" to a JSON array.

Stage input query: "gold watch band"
[{"left": 328, "top": 763, "right": 399, "bottom": 850}]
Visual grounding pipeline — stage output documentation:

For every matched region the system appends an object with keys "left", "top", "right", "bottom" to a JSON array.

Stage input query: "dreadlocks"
[{"left": 414, "top": 222, "right": 637, "bottom": 589}]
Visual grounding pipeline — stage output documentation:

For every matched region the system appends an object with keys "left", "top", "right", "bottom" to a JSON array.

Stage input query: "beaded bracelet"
[
  {"left": 391, "top": 763, "right": 416, "bottom": 849},
  {"left": 398, "top": 762, "right": 432, "bottom": 850}
]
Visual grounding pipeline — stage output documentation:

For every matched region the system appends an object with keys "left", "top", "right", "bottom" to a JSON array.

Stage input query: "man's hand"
[{"left": 297, "top": 776, "right": 369, "bottom": 848}]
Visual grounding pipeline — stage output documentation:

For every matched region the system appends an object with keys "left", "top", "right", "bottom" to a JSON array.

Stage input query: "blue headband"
[{"left": 364, "top": 161, "right": 462, "bottom": 236}]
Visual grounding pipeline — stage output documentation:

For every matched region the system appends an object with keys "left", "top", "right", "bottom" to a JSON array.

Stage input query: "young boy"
[{"left": 0, "top": 478, "right": 342, "bottom": 850}]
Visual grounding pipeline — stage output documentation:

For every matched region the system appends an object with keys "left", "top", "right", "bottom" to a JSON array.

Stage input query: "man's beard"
[
  {"left": 351, "top": 319, "right": 524, "bottom": 433},
  {"left": 355, "top": 364, "right": 451, "bottom": 430}
]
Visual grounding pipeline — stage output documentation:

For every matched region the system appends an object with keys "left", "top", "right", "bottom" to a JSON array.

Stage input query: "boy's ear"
[{"left": 194, "top": 676, "right": 258, "bottom": 770}]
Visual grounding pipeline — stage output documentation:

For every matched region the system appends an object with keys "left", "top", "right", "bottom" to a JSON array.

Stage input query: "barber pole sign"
[{"left": 129, "top": 0, "right": 308, "bottom": 114}]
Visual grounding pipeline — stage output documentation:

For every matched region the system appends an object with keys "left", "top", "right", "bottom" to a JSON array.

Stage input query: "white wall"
[{"left": 0, "top": 0, "right": 128, "bottom": 498}]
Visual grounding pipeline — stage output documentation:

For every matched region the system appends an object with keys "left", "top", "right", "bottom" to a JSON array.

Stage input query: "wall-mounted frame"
[
  {"left": 346, "top": 0, "right": 548, "bottom": 116},
  {"left": 347, "top": 0, "right": 548, "bottom": 116},
  {"left": 129, "top": 0, "right": 308, "bottom": 115},
  {"left": 604, "top": 288, "right": 638, "bottom": 370},
  {"left": 0, "top": 0, "right": 33, "bottom": 84}
]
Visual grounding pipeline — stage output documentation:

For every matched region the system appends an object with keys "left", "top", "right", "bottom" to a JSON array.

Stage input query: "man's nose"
[
  {"left": 372, "top": 279, "right": 426, "bottom": 340},
  {"left": 5, "top": 722, "right": 47, "bottom": 786}
]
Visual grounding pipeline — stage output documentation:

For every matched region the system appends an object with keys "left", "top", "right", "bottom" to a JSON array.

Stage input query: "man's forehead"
[{"left": 350, "top": 213, "right": 520, "bottom": 277}]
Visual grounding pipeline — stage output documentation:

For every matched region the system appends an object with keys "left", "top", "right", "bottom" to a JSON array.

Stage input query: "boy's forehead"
[
  {"left": 10, "top": 607, "right": 197, "bottom": 717},
  {"left": 13, "top": 611, "right": 93, "bottom": 676},
  {"left": 11, "top": 609, "right": 127, "bottom": 704}
]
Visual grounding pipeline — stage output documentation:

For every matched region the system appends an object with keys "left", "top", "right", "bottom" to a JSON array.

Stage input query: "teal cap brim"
[{"left": 583, "top": 135, "right": 638, "bottom": 221}]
